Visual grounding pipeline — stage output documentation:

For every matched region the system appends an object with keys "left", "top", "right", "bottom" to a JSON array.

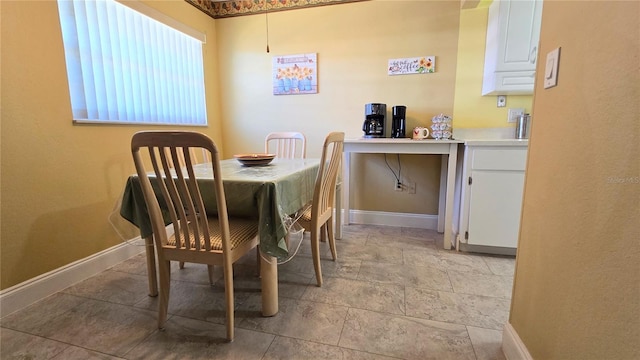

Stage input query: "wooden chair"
[
  {"left": 131, "top": 131, "right": 259, "bottom": 342},
  {"left": 265, "top": 131, "right": 306, "bottom": 159},
  {"left": 165, "top": 147, "right": 211, "bottom": 270},
  {"left": 296, "top": 132, "right": 344, "bottom": 286}
]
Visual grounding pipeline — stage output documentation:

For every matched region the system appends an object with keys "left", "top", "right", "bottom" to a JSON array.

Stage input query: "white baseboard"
[
  {"left": 0, "top": 238, "right": 145, "bottom": 318},
  {"left": 502, "top": 322, "right": 533, "bottom": 360},
  {"left": 347, "top": 210, "right": 438, "bottom": 230}
]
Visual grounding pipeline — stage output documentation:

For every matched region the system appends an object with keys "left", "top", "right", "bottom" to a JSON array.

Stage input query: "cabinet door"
[
  {"left": 495, "top": 0, "right": 543, "bottom": 72},
  {"left": 466, "top": 170, "right": 525, "bottom": 248}
]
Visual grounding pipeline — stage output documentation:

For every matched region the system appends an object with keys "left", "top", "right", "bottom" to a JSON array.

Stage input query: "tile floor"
[{"left": 1, "top": 224, "right": 515, "bottom": 360}]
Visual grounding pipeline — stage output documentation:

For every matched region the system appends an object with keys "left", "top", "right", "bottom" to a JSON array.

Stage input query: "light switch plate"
[
  {"left": 508, "top": 108, "right": 525, "bottom": 123},
  {"left": 544, "top": 47, "right": 561, "bottom": 89}
]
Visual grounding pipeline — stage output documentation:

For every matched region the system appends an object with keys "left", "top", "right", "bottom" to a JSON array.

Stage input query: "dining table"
[{"left": 119, "top": 157, "right": 320, "bottom": 316}]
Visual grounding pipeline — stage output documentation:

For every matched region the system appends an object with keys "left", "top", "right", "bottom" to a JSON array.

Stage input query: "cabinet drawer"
[{"left": 471, "top": 148, "right": 527, "bottom": 171}]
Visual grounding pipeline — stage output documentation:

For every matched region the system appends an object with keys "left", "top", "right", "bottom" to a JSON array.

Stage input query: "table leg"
[
  {"left": 144, "top": 235, "right": 158, "bottom": 297},
  {"left": 443, "top": 143, "right": 459, "bottom": 250},
  {"left": 260, "top": 252, "right": 278, "bottom": 316},
  {"left": 342, "top": 152, "right": 351, "bottom": 226},
  {"left": 335, "top": 180, "right": 342, "bottom": 240},
  {"left": 438, "top": 155, "right": 447, "bottom": 233}
]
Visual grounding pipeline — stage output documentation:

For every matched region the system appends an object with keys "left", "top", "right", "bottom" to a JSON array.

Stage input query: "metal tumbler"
[{"left": 515, "top": 114, "right": 531, "bottom": 139}]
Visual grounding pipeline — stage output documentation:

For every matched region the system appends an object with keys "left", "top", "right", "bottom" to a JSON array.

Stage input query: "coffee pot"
[{"left": 363, "top": 103, "right": 387, "bottom": 138}]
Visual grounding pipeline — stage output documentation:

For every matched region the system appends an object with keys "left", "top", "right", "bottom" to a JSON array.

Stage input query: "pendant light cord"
[{"left": 265, "top": 4, "right": 270, "bottom": 53}]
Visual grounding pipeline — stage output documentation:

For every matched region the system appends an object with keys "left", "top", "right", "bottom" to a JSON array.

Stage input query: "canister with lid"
[{"left": 515, "top": 114, "right": 531, "bottom": 139}]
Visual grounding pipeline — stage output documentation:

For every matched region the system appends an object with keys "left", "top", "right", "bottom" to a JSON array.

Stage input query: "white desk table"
[{"left": 342, "top": 138, "right": 462, "bottom": 249}]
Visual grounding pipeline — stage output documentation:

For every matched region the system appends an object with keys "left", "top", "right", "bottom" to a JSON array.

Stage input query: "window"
[{"left": 57, "top": 0, "right": 207, "bottom": 126}]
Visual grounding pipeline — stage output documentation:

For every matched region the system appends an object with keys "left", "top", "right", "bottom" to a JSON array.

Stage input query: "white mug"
[{"left": 412, "top": 127, "right": 430, "bottom": 140}]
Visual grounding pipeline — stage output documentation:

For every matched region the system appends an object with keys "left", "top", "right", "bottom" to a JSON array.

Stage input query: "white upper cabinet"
[{"left": 482, "top": 0, "right": 543, "bottom": 95}]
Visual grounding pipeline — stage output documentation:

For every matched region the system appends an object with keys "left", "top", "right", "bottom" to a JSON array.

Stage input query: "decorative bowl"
[{"left": 233, "top": 153, "right": 276, "bottom": 166}]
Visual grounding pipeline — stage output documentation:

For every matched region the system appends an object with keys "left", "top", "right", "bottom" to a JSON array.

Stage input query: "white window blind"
[{"left": 57, "top": 0, "right": 207, "bottom": 126}]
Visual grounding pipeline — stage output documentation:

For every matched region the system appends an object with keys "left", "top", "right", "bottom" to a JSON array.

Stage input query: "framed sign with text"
[{"left": 388, "top": 56, "right": 435, "bottom": 75}]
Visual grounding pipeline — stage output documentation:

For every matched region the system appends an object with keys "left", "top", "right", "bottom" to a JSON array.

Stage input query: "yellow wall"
[
  {"left": 452, "top": 4, "right": 533, "bottom": 128},
  {"left": 0, "top": 0, "right": 221, "bottom": 289},
  {"left": 215, "top": 0, "right": 460, "bottom": 213},
  {"left": 509, "top": 1, "right": 639, "bottom": 358}
]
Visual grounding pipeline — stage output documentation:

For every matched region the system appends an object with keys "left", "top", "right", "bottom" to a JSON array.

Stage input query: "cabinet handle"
[{"left": 530, "top": 46, "right": 538, "bottom": 64}]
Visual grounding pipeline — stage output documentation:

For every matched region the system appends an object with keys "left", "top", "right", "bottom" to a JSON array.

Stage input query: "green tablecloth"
[{"left": 120, "top": 158, "right": 320, "bottom": 260}]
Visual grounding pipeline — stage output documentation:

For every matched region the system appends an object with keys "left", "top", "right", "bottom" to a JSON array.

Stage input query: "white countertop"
[
  {"left": 461, "top": 139, "right": 528, "bottom": 146},
  {"left": 346, "top": 127, "right": 529, "bottom": 146},
  {"left": 452, "top": 127, "right": 529, "bottom": 146},
  {"left": 345, "top": 137, "right": 461, "bottom": 144}
]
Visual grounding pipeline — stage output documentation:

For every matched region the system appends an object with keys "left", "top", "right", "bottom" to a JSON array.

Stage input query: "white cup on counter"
[{"left": 412, "top": 127, "right": 430, "bottom": 140}]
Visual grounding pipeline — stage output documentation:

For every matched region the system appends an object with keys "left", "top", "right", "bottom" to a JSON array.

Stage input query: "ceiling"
[{"left": 185, "top": 0, "right": 367, "bottom": 19}]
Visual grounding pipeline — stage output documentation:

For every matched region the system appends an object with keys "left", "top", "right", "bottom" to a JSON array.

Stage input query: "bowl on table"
[{"left": 233, "top": 153, "right": 276, "bottom": 166}]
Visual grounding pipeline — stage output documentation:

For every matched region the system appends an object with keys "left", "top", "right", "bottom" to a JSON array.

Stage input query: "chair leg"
[
  {"left": 179, "top": 261, "right": 185, "bottom": 269},
  {"left": 144, "top": 236, "right": 158, "bottom": 297},
  {"left": 327, "top": 217, "right": 337, "bottom": 261},
  {"left": 256, "top": 246, "right": 261, "bottom": 277},
  {"left": 207, "top": 265, "right": 215, "bottom": 285},
  {"left": 157, "top": 259, "right": 171, "bottom": 330},
  {"left": 222, "top": 259, "right": 235, "bottom": 342},
  {"left": 310, "top": 227, "right": 323, "bottom": 287}
]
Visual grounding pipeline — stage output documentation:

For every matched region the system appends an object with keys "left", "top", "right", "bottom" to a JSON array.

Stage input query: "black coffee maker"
[
  {"left": 363, "top": 103, "right": 386, "bottom": 138},
  {"left": 391, "top": 105, "right": 407, "bottom": 138}
]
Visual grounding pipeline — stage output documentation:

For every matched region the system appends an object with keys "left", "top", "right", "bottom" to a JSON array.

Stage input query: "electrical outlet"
[
  {"left": 394, "top": 180, "right": 402, "bottom": 191},
  {"left": 408, "top": 182, "right": 416, "bottom": 194},
  {"left": 508, "top": 108, "right": 525, "bottom": 123},
  {"left": 497, "top": 95, "right": 506, "bottom": 107}
]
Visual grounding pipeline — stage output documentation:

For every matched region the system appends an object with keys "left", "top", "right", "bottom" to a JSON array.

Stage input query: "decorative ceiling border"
[{"left": 185, "top": 0, "right": 368, "bottom": 19}]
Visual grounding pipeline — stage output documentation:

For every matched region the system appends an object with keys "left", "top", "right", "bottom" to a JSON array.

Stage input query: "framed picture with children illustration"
[{"left": 272, "top": 53, "right": 317, "bottom": 95}]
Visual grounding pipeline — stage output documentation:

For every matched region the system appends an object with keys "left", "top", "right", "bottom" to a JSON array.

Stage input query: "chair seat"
[
  {"left": 167, "top": 217, "right": 259, "bottom": 251},
  {"left": 299, "top": 206, "right": 312, "bottom": 223}
]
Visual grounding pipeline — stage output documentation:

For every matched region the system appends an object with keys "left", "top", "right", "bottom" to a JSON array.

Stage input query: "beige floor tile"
[
  {"left": 400, "top": 227, "right": 442, "bottom": 240},
  {"left": 437, "top": 252, "right": 494, "bottom": 274},
  {"left": 405, "top": 287, "right": 510, "bottom": 330},
  {"left": 363, "top": 225, "right": 402, "bottom": 236},
  {"left": 339, "top": 308, "right": 476, "bottom": 360},
  {"left": 280, "top": 253, "right": 362, "bottom": 282},
  {"left": 366, "top": 233, "right": 436, "bottom": 250},
  {"left": 448, "top": 271, "right": 514, "bottom": 299},
  {"left": 7, "top": 296, "right": 156, "bottom": 357},
  {"left": 135, "top": 280, "right": 254, "bottom": 325},
  {"left": 301, "top": 277, "right": 405, "bottom": 315},
  {"left": 263, "top": 336, "right": 397, "bottom": 360},
  {"left": 0, "top": 328, "right": 71, "bottom": 360},
  {"left": 467, "top": 326, "right": 506, "bottom": 360},
  {"left": 482, "top": 256, "right": 516, "bottom": 276},
  {"left": 126, "top": 315, "right": 274, "bottom": 359},
  {"left": 169, "top": 262, "right": 224, "bottom": 285},
  {"left": 53, "top": 345, "right": 127, "bottom": 359},
  {"left": 214, "top": 261, "right": 312, "bottom": 300},
  {"left": 62, "top": 270, "right": 150, "bottom": 306},
  {"left": 401, "top": 247, "right": 444, "bottom": 268},
  {"left": 335, "top": 242, "right": 404, "bottom": 265},
  {"left": 336, "top": 229, "right": 369, "bottom": 245},
  {"left": 1, "top": 293, "right": 86, "bottom": 334},
  {"left": 109, "top": 252, "right": 149, "bottom": 276},
  {"left": 358, "top": 261, "right": 452, "bottom": 291},
  {"left": 237, "top": 296, "right": 348, "bottom": 345},
  {"left": 278, "top": 252, "right": 316, "bottom": 275}
]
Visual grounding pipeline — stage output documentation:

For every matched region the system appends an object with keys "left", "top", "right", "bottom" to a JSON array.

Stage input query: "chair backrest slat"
[
  {"left": 265, "top": 131, "right": 307, "bottom": 159},
  {"left": 313, "top": 132, "right": 344, "bottom": 215}
]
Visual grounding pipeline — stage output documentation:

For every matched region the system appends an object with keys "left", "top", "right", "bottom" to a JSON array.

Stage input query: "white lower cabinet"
[{"left": 456, "top": 142, "right": 528, "bottom": 254}]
